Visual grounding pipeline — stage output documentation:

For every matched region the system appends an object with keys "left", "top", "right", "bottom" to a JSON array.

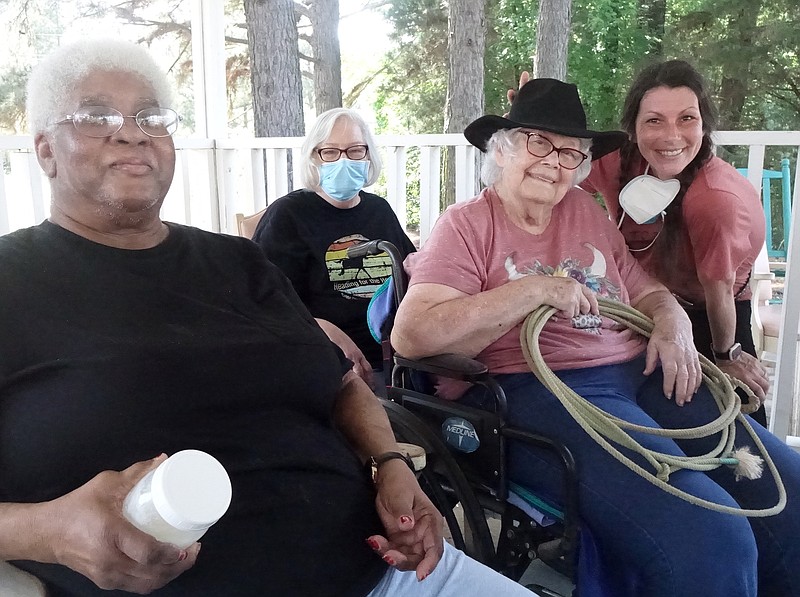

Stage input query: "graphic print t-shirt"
[
  {"left": 253, "top": 189, "right": 416, "bottom": 366},
  {"left": 406, "top": 187, "right": 652, "bottom": 373}
]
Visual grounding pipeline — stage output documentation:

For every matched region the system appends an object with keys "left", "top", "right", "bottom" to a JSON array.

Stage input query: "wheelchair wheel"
[{"left": 380, "top": 398, "right": 496, "bottom": 566}]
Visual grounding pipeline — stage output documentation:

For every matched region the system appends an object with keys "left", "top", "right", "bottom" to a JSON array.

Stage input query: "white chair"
[{"left": 751, "top": 242, "right": 780, "bottom": 358}]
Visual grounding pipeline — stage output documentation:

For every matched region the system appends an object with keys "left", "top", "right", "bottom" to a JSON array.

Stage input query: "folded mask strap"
[{"left": 625, "top": 212, "right": 665, "bottom": 252}]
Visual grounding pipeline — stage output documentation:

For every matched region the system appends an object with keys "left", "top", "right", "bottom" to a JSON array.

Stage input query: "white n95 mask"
[{"left": 618, "top": 166, "right": 680, "bottom": 225}]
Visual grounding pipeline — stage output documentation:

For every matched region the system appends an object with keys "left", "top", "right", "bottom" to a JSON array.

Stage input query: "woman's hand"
[
  {"left": 367, "top": 460, "right": 444, "bottom": 581},
  {"left": 506, "top": 71, "right": 531, "bottom": 110},
  {"left": 535, "top": 276, "right": 599, "bottom": 319},
  {"left": 715, "top": 353, "right": 770, "bottom": 408},
  {"left": 41, "top": 456, "right": 199, "bottom": 594},
  {"left": 635, "top": 290, "right": 703, "bottom": 405},
  {"left": 316, "top": 318, "right": 375, "bottom": 390},
  {"left": 645, "top": 313, "right": 702, "bottom": 405}
]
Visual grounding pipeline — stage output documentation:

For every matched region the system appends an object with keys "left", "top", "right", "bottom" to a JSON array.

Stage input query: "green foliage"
[
  {"left": 483, "top": 0, "right": 538, "bottom": 117},
  {"left": 568, "top": 0, "right": 650, "bottom": 129},
  {"left": 0, "top": 67, "right": 29, "bottom": 133},
  {"left": 372, "top": 0, "right": 448, "bottom": 134},
  {"left": 667, "top": 0, "right": 800, "bottom": 130}
]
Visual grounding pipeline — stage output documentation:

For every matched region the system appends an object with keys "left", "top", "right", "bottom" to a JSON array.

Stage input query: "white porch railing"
[
  {"left": 0, "top": 134, "right": 479, "bottom": 245},
  {"left": 2, "top": 131, "right": 800, "bottom": 443}
]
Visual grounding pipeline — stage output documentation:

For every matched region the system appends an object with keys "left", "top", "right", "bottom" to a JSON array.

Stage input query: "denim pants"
[{"left": 464, "top": 355, "right": 800, "bottom": 596}]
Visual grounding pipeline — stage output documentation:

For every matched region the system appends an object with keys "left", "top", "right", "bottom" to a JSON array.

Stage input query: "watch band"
[
  {"left": 366, "top": 451, "right": 414, "bottom": 483},
  {"left": 711, "top": 342, "right": 742, "bottom": 362}
]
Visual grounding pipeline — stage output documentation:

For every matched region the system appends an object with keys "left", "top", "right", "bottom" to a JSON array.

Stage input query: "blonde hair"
[{"left": 26, "top": 38, "right": 174, "bottom": 134}]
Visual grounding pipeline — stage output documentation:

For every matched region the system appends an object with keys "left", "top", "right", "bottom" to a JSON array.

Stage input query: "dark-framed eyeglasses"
[
  {"left": 518, "top": 131, "right": 588, "bottom": 170},
  {"left": 54, "top": 106, "right": 181, "bottom": 138},
  {"left": 316, "top": 145, "right": 368, "bottom": 162}
]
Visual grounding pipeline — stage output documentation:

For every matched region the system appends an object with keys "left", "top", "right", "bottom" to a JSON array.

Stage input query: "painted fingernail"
[
  {"left": 366, "top": 538, "right": 380, "bottom": 551},
  {"left": 383, "top": 554, "right": 396, "bottom": 566},
  {"left": 418, "top": 572, "right": 428, "bottom": 581},
  {"left": 177, "top": 550, "right": 188, "bottom": 561},
  {"left": 399, "top": 515, "right": 412, "bottom": 525}
]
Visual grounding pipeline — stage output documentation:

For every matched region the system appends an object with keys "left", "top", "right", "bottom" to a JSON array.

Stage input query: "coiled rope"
[{"left": 519, "top": 296, "right": 786, "bottom": 517}]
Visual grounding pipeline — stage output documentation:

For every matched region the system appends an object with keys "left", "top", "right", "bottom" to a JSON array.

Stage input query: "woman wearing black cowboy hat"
[{"left": 392, "top": 78, "right": 800, "bottom": 596}]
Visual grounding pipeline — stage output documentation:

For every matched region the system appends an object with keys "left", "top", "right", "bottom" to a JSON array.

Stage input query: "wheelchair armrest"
[{"left": 394, "top": 353, "right": 489, "bottom": 381}]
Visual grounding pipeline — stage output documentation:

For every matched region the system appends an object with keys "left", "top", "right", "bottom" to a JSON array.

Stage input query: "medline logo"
[{"left": 442, "top": 417, "right": 480, "bottom": 453}]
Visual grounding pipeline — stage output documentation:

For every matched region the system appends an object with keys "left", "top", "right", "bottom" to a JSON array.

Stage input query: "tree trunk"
[
  {"left": 443, "top": 0, "right": 485, "bottom": 207},
  {"left": 310, "top": 0, "right": 343, "bottom": 113},
  {"left": 533, "top": 0, "right": 572, "bottom": 81},
  {"left": 639, "top": 0, "right": 666, "bottom": 56},
  {"left": 243, "top": 0, "right": 305, "bottom": 137},
  {"left": 716, "top": 1, "right": 761, "bottom": 129}
]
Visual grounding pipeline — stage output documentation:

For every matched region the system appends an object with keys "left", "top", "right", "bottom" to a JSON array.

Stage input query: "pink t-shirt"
[
  {"left": 405, "top": 187, "right": 652, "bottom": 374},
  {"left": 583, "top": 152, "right": 765, "bottom": 304}
]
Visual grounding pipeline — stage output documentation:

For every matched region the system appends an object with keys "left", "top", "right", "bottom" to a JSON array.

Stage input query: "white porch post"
[
  {"left": 770, "top": 142, "right": 800, "bottom": 445},
  {"left": 191, "top": 0, "right": 227, "bottom": 231}
]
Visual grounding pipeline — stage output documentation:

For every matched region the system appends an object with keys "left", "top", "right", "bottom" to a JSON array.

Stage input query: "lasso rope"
[{"left": 519, "top": 297, "right": 786, "bottom": 517}]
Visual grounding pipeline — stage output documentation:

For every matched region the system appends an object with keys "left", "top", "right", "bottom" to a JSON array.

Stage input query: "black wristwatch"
[{"left": 711, "top": 342, "right": 742, "bottom": 363}]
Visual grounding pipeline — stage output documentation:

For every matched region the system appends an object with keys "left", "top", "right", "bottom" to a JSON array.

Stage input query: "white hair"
[
  {"left": 481, "top": 128, "right": 593, "bottom": 187},
  {"left": 26, "top": 38, "right": 174, "bottom": 135},
  {"left": 298, "top": 108, "right": 382, "bottom": 188}
]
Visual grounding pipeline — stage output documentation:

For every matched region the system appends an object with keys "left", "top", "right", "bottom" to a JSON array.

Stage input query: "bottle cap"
[{"left": 151, "top": 450, "right": 232, "bottom": 531}]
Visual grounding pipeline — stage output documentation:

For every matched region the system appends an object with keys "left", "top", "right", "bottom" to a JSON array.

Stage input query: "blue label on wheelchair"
[{"left": 442, "top": 417, "right": 480, "bottom": 453}]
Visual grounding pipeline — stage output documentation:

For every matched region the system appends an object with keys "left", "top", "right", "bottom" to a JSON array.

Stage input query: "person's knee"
[{"left": 663, "top": 513, "right": 757, "bottom": 592}]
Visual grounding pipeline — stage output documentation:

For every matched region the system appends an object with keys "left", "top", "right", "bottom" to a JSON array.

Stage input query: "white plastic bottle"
[{"left": 122, "top": 450, "right": 232, "bottom": 549}]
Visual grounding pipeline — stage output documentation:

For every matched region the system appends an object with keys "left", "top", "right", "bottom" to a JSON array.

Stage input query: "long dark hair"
[{"left": 618, "top": 60, "right": 718, "bottom": 280}]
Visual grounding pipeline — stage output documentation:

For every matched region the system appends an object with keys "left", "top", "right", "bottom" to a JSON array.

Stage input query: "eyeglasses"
[
  {"left": 316, "top": 145, "right": 368, "bottom": 162},
  {"left": 518, "top": 131, "right": 588, "bottom": 170},
  {"left": 54, "top": 106, "right": 181, "bottom": 138}
]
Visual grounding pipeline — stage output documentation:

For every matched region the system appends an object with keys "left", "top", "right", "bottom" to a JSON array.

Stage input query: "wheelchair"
[{"left": 347, "top": 240, "right": 582, "bottom": 595}]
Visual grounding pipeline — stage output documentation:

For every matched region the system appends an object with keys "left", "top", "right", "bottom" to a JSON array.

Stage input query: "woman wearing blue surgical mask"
[{"left": 252, "top": 109, "right": 416, "bottom": 392}]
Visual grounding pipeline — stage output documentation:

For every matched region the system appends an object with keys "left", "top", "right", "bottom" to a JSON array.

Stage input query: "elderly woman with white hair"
[
  {"left": 0, "top": 38, "right": 540, "bottom": 597},
  {"left": 392, "top": 79, "right": 800, "bottom": 596},
  {"left": 252, "top": 109, "right": 416, "bottom": 391}
]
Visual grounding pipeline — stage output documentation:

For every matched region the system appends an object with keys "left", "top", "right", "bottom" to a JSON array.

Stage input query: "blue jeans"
[{"left": 463, "top": 355, "right": 800, "bottom": 596}]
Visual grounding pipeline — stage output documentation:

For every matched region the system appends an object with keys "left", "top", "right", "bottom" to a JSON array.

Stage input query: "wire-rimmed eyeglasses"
[
  {"left": 54, "top": 106, "right": 181, "bottom": 138},
  {"left": 518, "top": 131, "right": 588, "bottom": 170},
  {"left": 316, "top": 145, "right": 368, "bottom": 162}
]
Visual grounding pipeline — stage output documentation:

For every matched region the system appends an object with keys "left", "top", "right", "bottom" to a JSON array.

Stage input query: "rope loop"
[{"left": 519, "top": 297, "right": 786, "bottom": 517}]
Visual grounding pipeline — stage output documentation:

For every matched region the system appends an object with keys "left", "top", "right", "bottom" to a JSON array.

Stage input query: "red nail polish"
[
  {"left": 366, "top": 538, "right": 380, "bottom": 551},
  {"left": 177, "top": 550, "right": 188, "bottom": 562},
  {"left": 383, "top": 554, "right": 395, "bottom": 566},
  {"left": 399, "top": 515, "right": 412, "bottom": 525}
]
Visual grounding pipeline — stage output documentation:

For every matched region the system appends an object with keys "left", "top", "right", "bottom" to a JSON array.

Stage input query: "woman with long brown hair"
[{"left": 581, "top": 60, "right": 770, "bottom": 425}]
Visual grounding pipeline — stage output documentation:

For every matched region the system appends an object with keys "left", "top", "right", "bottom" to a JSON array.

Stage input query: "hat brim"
[{"left": 464, "top": 114, "right": 627, "bottom": 161}]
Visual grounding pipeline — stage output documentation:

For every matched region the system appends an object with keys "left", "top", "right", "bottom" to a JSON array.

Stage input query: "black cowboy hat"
[{"left": 464, "top": 78, "right": 627, "bottom": 160}]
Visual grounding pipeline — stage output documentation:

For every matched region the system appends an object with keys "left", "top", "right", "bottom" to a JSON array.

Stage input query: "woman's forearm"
[
  {"left": 333, "top": 372, "right": 398, "bottom": 462},
  {"left": 702, "top": 278, "right": 738, "bottom": 352},
  {"left": 391, "top": 279, "right": 555, "bottom": 359}
]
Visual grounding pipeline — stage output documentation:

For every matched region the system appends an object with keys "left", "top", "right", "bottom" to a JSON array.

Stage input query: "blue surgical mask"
[{"left": 318, "top": 159, "right": 370, "bottom": 202}]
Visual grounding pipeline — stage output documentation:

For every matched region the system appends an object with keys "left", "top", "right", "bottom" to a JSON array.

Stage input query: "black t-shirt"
[
  {"left": 0, "top": 221, "right": 386, "bottom": 596},
  {"left": 252, "top": 190, "right": 416, "bottom": 367}
]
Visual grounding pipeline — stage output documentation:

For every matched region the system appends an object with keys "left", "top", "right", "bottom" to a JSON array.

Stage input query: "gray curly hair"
[
  {"left": 480, "top": 129, "right": 593, "bottom": 187},
  {"left": 26, "top": 38, "right": 174, "bottom": 135}
]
